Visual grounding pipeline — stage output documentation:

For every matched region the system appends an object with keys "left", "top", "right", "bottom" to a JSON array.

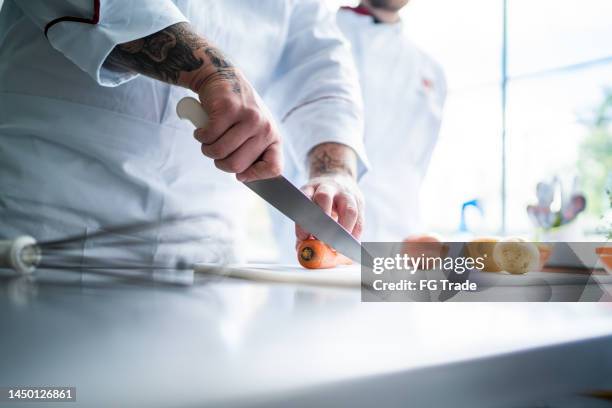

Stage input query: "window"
[
  {"left": 402, "top": 0, "right": 505, "bottom": 236},
  {"left": 400, "top": 0, "right": 612, "bottom": 239}
]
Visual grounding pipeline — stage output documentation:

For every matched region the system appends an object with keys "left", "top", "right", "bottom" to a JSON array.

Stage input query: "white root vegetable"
[
  {"left": 493, "top": 238, "right": 540, "bottom": 274},
  {"left": 467, "top": 237, "right": 502, "bottom": 272}
]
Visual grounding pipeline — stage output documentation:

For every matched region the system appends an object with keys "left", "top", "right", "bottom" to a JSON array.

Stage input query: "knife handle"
[
  {"left": 176, "top": 96, "right": 269, "bottom": 174},
  {"left": 177, "top": 97, "right": 209, "bottom": 128}
]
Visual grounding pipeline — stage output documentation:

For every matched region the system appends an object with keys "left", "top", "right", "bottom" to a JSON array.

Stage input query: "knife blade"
[
  {"left": 244, "top": 176, "right": 365, "bottom": 264},
  {"left": 177, "top": 97, "right": 367, "bottom": 265}
]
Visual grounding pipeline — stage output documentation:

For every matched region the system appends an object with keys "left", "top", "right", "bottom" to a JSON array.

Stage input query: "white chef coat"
[
  {"left": 338, "top": 8, "right": 446, "bottom": 242},
  {"left": 0, "top": 0, "right": 367, "bottom": 266},
  {"left": 270, "top": 7, "right": 446, "bottom": 263}
]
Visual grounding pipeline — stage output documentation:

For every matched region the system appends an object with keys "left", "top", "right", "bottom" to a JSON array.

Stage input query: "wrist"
[
  {"left": 178, "top": 49, "right": 217, "bottom": 92},
  {"left": 308, "top": 143, "right": 357, "bottom": 179}
]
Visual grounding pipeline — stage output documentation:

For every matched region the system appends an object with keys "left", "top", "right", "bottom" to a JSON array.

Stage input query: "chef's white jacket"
[
  {"left": 0, "top": 0, "right": 366, "bottom": 265},
  {"left": 271, "top": 7, "right": 446, "bottom": 263},
  {"left": 338, "top": 8, "right": 446, "bottom": 242}
]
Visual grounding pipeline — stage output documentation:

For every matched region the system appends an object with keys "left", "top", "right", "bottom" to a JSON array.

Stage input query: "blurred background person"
[
  {"left": 338, "top": 0, "right": 446, "bottom": 242},
  {"left": 271, "top": 0, "right": 446, "bottom": 263}
]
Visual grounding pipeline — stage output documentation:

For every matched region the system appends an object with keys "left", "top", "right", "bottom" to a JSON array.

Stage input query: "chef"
[
  {"left": 272, "top": 0, "right": 446, "bottom": 262},
  {"left": 338, "top": 0, "right": 446, "bottom": 241},
  {"left": 0, "top": 0, "right": 368, "bottom": 265}
]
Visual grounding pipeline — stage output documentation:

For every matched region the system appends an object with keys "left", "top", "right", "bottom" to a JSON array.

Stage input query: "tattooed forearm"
[
  {"left": 104, "top": 22, "right": 241, "bottom": 93},
  {"left": 308, "top": 143, "right": 357, "bottom": 179},
  {"left": 105, "top": 22, "right": 204, "bottom": 83}
]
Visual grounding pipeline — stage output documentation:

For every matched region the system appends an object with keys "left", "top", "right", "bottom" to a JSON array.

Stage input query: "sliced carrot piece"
[{"left": 297, "top": 238, "right": 352, "bottom": 269}]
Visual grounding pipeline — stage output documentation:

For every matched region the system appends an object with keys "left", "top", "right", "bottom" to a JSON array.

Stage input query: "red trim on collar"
[
  {"left": 341, "top": 6, "right": 376, "bottom": 18},
  {"left": 44, "top": 0, "right": 101, "bottom": 38}
]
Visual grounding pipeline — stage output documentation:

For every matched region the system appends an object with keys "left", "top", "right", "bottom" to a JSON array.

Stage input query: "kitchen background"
[
  {"left": 255, "top": 0, "right": 612, "bottom": 260},
  {"left": 387, "top": 0, "right": 612, "bottom": 242},
  {"left": 1, "top": 0, "right": 609, "bottom": 260}
]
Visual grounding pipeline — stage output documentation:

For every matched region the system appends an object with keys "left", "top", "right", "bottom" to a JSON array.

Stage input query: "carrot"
[{"left": 297, "top": 238, "right": 352, "bottom": 269}]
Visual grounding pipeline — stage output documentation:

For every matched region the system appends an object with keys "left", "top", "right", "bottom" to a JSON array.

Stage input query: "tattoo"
[
  {"left": 105, "top": 23, "right": 205, "bottom": 83},
  {"left": 309, "top": 143, "right": 357, "bottom": 179},
  {"left": 205, "top": 48, "right": 231, "bottom": 69},
  {"left": 204, "top": 48, "right": 241, "bottom": 94},
  {"left": 104, "top": 22, "right": 241, "bottom": 94}
]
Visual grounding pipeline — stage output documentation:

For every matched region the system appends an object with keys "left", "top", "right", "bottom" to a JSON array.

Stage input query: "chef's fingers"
[
  {"left": 297, "top": 183, "right": 336, "bottom": 239},
  {"left": 300, "top": 185, "right": 316, "bottom": 199},
  {"left": 352, "top": 189, "right": 365, "bottom": 239},
  {"left": 200, "top": 121, "right": 254, "bottom": 160},
  {"left": 214, "top": 136, "right": 268, "bottom": 174},
  {"left": 352, "top": 216, "right": 364, "bottom": 239},
  {"left": 351, "top": 198, "right": 364, "bottom": 239},
  {"left": 235, "top": 141, "right": 283, "bottom": 183},
  {"left": 334, "top": 192, "right": 359, "bottom": 236},
  {"left": 194, "top": 98, "right": 239, "bottom": 145},
  {"left": 312, "top": 184, "right": 336, "bottom": 216},
  {"left": 214, "top": 121, "right": 277, "bottom": 175},
  {"left": 295, "top": 225, "right": 310, "bottom": 241},
  {"left": 295, "top": 185, "right": 317, "bottom": 240}
]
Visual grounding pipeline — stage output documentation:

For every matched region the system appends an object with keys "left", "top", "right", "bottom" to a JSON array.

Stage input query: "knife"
[{"left": 177, "top": 97, "right": 366, "bottom": 264}]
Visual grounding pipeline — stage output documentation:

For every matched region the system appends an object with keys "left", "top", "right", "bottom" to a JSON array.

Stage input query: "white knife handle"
[
  {"left": 177, "top": 97, "right": 209, "bottom": 128},
  {"left": 0, "top": 236, "right": 40, "bottom": 274}
]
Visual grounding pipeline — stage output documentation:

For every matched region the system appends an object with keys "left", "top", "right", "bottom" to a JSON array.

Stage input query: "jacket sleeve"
[
  {"left": 263, "top": 0, "right": 369, "bottom": 178},
  {"left": 13, "top": 0, "right": 187, "bottom": 87}
]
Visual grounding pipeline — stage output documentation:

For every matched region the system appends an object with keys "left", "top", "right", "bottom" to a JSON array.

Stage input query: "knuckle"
[
  {"left": 260, "top": 120, "right": 273, "bottom": 136},
  {"left": 243, "top": 107, "right": 261, "bottom": 124}
]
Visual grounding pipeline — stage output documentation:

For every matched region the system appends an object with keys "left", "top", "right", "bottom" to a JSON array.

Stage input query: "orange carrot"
[{"left": 297, "top": 238, "right": 352, "bottom": 269}]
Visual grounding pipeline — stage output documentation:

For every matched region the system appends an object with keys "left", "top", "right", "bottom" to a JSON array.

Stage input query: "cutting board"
[
  {"left": 194, "top": 263, "right": 612, "bottom": 290},
  {"left": 194, "top": 263, "right": 362, "bottom": 287}
]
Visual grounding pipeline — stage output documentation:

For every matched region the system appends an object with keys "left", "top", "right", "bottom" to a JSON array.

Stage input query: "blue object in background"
[{"left": 459, "top": 199, "right": 484, "bottom": 233}]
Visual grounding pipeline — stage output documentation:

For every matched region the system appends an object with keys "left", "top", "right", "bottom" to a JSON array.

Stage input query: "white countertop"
[{"left": 1, "top": 269, "right": 611, "bottom": 407}]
